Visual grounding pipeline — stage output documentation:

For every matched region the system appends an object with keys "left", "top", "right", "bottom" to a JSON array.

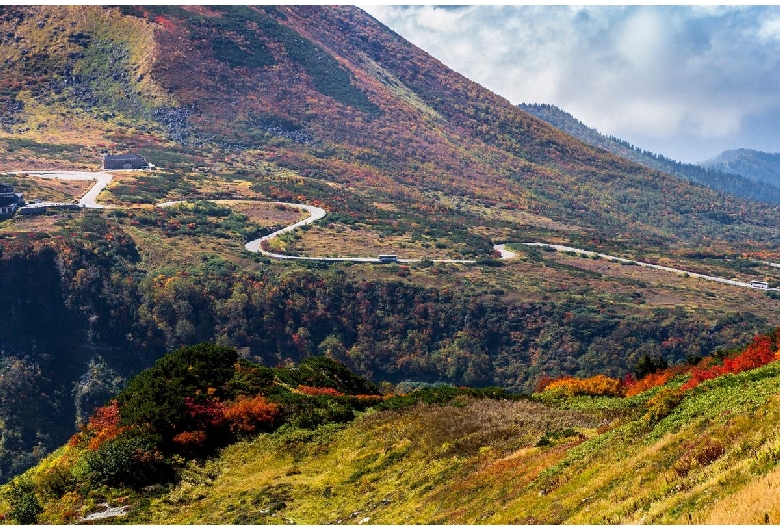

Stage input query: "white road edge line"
[{"left": 502, "top": 242, "right": 779, "bottom": 291}]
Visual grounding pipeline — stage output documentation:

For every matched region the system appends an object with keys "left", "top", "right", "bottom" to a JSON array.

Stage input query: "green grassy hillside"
[{"left": 4, "top": 334, "right": 780, "bottom": 524}]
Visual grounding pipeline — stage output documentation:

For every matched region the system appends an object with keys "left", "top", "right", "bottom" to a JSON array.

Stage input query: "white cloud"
[
  {"left": 758, "top": 16, "right": 780, "bottom": 42},
  {"left": 362, "top": 5, "right": 780, "bottom": 162}
]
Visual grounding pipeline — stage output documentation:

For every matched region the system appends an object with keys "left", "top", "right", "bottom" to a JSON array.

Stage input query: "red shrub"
[
  {"left": 625, "top": 365, "right": 690, "bottom": 397},
  {"left": 682, "top": 334, "right": 780, "bottom": 390},
  {"left": 84, "top": 400, "right": 127, "bottom": 450},
  {"left": 223, "top": 396, "right": 280, "bottom": 435},
  {"left": 535, "top": 376, "right": 558, "bottom": 393},
  {"left": 182, "top": 396, "right": 226, "bottom": 428}
]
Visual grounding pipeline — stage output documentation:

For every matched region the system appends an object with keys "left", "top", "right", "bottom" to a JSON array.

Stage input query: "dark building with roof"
[
  {"left": 102, "top": 154, "right": 152, "bottom": 170},
  {"left": 0, "top": 183, "right": 23, "bottom": 217}
]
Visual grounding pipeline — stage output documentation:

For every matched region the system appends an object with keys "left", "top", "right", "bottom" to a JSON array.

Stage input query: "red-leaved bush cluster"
[
  {"left": 538, "top": 330, "right": 780, "bottom": 398},
  {"left": 681, "top": 334, "right": 780, "bottom": 390},
  {"left": 171, "top": 395, "right": 282, "bottom": 451},
  {"left": 69, "top": 400, "right": 126, "bottom": 451},
  {"left": 624, "top": 365, "right": 690, "bottom": 397}
]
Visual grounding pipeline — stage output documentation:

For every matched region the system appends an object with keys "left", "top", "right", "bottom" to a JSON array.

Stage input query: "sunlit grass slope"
[
  {"left": 129, "top": 362, "right": 780, "bottom": 525},
  {"left": 6, "top": 338, "right": 780, "bottom": 524}
]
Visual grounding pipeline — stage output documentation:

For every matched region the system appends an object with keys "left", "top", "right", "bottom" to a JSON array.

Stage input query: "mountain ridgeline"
[
  {"left": 3, "top": 6, "right": 780, "bottom": 245},
  {"left": 2, "top": 5, "right": 780, "bottom": 490},
  {"left": 518, "top": 103, "right": 780, "bottom": 205}
]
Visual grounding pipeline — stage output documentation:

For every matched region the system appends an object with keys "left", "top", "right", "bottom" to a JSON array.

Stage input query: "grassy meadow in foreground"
[{"left": 5, "top": 334, "right": 780, "bottom": 524}]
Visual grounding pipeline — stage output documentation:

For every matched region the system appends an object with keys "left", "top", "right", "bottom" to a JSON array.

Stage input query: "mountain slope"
[
  {"left": 702, "top": 148, "right": 780, "bottom": 189},
  {"left": 3, "top": 6, "right": 780, "bottom": 247},
  {"left": 518, "top": 103, "right": 780, "bottom": 205}
]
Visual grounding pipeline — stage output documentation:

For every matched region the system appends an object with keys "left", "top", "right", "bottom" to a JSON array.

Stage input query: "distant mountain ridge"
[
  {"left": 518, "top": 103, "right": 780, "bottom": 205},
  {"left": 701, "top": 148, "right": 780, "bottom": 189}
]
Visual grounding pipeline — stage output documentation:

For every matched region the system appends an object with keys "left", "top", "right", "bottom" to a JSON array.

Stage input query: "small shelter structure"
[
  {"left": 102, "top": 154, "right": 151, "bottom": 170},
  {"left": 0, "top": 183, "right": 22, "bottom": 216}
]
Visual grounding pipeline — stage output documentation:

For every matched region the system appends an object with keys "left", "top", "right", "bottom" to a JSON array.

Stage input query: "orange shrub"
[
  {"left": 544, "top": 375, "right": 625, "bottom": 397},
  {"left": 625, "top": 365, "right": 690, "bottom": 397},
  {"left": 297, "top": 385, "right": 345, "bottom": 397},
  {"left": 84, "top": 400, "right": 126, "bottom": 450},
  {"left": 223, "top": 396, "right": 280, "bottom": 434},
  {"left": 172, "top": 430, "right": 208, "bottom": 447}
]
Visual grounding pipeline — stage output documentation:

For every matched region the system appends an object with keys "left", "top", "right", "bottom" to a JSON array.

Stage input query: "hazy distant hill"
[
  {"left": 701, "top": 148, "right": 780, "bottom": 189},
  {"left": 518, "top": 103, "right": 780, "bottom": 204}
]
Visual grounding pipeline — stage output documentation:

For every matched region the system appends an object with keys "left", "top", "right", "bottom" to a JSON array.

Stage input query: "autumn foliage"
[
  {"left": 297, "top": 385, "right": 345, "bottom": 397},
  {"left": 68, "top": 400, "right": 127, "bottom": 451},
  {"left": 542, "top": 375, "right": 625, "bottom": 397},
  {"left": 539, "top": 330, "right": 780, "bottom": 400},
  {"left": 625, "top": 365, "right": 689, "bottom": 397},
  {"left": 681, "top": 334, "right": 780, "bottom": 390},
  {"left": 172, "top": 430, "right": 208, "bottom": 448},
  {"left": 223, "top": 396, "right": 279, "bottom": 434}
]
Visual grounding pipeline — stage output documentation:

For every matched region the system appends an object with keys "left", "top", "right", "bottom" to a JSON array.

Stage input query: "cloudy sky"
[{"left": 362, "top": 5, "right": 780, "bottom": 163}]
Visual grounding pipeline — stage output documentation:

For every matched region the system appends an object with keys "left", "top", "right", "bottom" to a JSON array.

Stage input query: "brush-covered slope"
[
  {"left": 2, "top": 6, "right": 780, "bottom": 247},
  {"left": 519, "top": 103, "right": 780, "bottom": 205},
  {"left": 702, "top": 148, "right": 780, "bottom": 189},
  {"left": 5, "top": 334, "right": 780, "bottom": 524}
]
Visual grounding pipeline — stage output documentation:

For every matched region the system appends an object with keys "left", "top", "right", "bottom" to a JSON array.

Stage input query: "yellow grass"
[
  {"left": 704, "top": 467, "right": 780, "bottom": 524},
  {"left": 286, "top": 224, "right": 463, "bottom": 259}
]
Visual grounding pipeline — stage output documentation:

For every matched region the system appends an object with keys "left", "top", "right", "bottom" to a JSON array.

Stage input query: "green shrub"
[
  {"left": 7, "top": 479, "right": 43, "bottom": 524},
  {"left": 35, "top": 461, "right": 75, "bottom": 498},
  {"left": 642, "top": 387, "right": 685, "bottom": 426},
  {"left": 84, "top": 433, "right": 173, "bottom": 488},
  {"left": 116, "top": 343, "right": 239, "bottom": 446},
  {"left": 228, "top": 360, "right": 276, "bottom": 397},
  {"left": 275, "top": 356, "right": 379, "bottom": 395}
]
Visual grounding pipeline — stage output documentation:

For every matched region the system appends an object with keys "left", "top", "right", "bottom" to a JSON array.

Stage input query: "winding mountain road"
[
  {"left": 512, "top": 242, "right": 778, "bottom": 291},
  {"left": 243, "top": 204, "right": 475, "bottom": 264},
  {"left": 10, "top": 171, "right": 780, "bottom": 288}
]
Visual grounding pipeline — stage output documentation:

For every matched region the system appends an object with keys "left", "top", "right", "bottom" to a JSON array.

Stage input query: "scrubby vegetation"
[
  {"left": 0, "top": 343, "right": 539, "bottom": 524},
  {"left": 5, "top": 331, "right": 780, "bottom": 524}
]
